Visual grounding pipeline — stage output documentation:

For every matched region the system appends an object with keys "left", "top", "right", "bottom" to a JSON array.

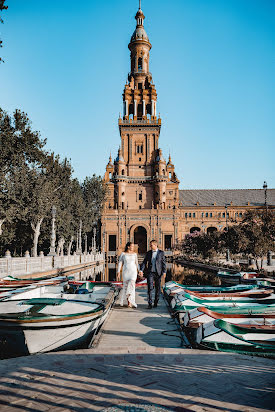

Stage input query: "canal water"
[{"left": 74, "top": 260, "right": 220, "bottom": 286}]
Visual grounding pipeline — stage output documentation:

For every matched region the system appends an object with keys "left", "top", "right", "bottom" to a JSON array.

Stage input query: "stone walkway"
[
  {"left": 91, "top": 287, "right": 186, "bottom": 353},
  {"left": 0, "top": 289, "right": 274, "bottom": 411}
]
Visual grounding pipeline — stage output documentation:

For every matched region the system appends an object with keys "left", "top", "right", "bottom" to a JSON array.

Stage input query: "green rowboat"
[
  {"left": 164, "top": 281, "right": 258, "bottom": 296},
  {"left": 199, "top": 319, "right": 275, "bottom": 358}
]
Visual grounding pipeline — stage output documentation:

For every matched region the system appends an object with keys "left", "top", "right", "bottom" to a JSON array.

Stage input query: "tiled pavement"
[{"left": 0, "top": 289, "right": 274, "bottom": 411}]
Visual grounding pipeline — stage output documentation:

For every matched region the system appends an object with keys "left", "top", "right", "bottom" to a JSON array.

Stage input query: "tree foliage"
[
  {"left": 179, "top": 231, "right": 222, "bottom": 260},
  {"left": 0, "top": 108, "right": 107, "bottom": 256},
  {"left": 82, "top": 175, "right": 108, "bottom": 232},
  {"left": 0, "top": 109, "right": 46, "bottom": 236},
  {"left": 177, "top": 209, "right": 275, "bottom": 268},
  {"left": 0, "top": 0, "right": 8, "bottom": 63},
  {"left": 224, "top": 210, "right": 275, "bottom": 268}
]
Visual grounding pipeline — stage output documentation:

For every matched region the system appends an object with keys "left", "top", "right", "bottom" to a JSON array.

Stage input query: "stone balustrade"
[{"left": 0, "top": 251, "right": 104, "bottom": 278}]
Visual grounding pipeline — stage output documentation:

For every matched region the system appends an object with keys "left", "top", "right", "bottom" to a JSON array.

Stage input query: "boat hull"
[
  {"left": 199, "top": 319, "right": 275, "bottom": 358},
  {"left": 181, "top": 306, "right": 275, "bottom": 327},
  {"left": 0, "top": 282, "right": 118, "bottom": 356},
  {"left": 164, "top": 281, "right": 258, "bottom": 296},
  {"left": 0, "top": 311, "right": 102, "bottom": 356},
  {"left": 200, "top": 339, "right": 275, "bottom": 358}
]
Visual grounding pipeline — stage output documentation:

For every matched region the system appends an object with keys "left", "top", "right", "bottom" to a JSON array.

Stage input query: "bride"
[{"left": 117, "top": 242, "right": 139, "bottom": 308}]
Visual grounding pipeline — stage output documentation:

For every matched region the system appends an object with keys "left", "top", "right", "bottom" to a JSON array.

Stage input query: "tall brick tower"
[
  {"left": 101, "top": 3, "right": 180, "bottom": 272},
  {"left": 100, "top": 3, "right": 275, "bottom": 281}
]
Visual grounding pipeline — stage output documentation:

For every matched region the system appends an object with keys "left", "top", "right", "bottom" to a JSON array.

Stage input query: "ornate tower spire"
[
  {"left": 121, "top": 2, "right": 158, "bottom": 122},
  {"left": 128, "top": 3, "right": 151, "bottom": 82}
]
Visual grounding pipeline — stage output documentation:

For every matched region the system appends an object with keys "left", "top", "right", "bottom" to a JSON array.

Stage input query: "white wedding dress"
[{"left": 117, "top": 252, "right": 139, "bottom": 307}]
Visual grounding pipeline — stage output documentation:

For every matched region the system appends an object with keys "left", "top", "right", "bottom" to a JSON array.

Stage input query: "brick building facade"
[{"left": 100, "top": 5, "right": 275, "bottom": 265}]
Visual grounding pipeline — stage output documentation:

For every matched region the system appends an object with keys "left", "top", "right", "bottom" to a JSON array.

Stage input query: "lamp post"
[
  {"left": 263, "top": 181, "right": 271, "bottom": 266},
  {"left": 225, "top": 204, "right": 230, "bottom": 261},
  {"left": 102, "top": 228, "right": 106, "bottom": 254},
  {"left": 49, "top": 205, "right": 57, "bottom": 256},
  {"left": 263, "top": 181, "right": 268, "bottom": 215}
]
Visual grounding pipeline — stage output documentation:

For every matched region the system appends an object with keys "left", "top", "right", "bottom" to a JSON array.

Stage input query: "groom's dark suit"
[{"left": 140, "top": 249, "right": 166, "bottom": 306}]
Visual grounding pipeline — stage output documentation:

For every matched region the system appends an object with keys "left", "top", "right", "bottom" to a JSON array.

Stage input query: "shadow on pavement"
[{"left": 0, "top": 351, "right": 274, "bottom": 411}]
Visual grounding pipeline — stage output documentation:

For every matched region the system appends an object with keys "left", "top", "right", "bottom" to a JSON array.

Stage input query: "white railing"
[{"left": 0, "top": 252, "right": 104, "bottom": 278}]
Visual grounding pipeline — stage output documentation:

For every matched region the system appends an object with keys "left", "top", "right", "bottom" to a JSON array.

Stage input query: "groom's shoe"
[
  {"left": 147, "top": 304, "right": 153, "bottom": 309},
  {"left": 153, "top": 301, "right": 158, "bottom": 308}
]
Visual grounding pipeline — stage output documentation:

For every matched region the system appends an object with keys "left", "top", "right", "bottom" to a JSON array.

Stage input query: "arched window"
[
  {"left": 121, "top": 169, "right": 125, "bottom": 175},
  {"left": 190, "top": 227, "right": 201, "bottom": 234},
  {"left": 139, "top": 193, "right": 142, "bottom": 201},
  {"left": 207, "top": 227, "right": 218, "bottom": 235},
  {"left": 138, "top": 57, "right": 142, "bottom": 72},
  {"left": 109, "top": 172, "right": 112, "bottom": 179}
]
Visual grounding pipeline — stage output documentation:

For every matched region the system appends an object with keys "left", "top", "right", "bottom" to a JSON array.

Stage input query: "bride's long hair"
[{"left": 124, "top": 242, "right": 133, "bottom": 252}]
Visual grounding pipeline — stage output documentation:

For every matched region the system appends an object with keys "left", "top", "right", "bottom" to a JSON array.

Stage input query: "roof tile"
[{"left": 179, "top": 189, "right": 275, "bottom": 207}]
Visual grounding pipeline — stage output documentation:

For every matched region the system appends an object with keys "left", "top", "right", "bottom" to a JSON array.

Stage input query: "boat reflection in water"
[
  {"left": 73, "top": 263, "right": 105, "bottom": 282},
  {"left": 105, "top": 261, "right": 175, "bottom": 282},
  {"left": 104, "top": 260, "right": 220, "bottom": 286}
]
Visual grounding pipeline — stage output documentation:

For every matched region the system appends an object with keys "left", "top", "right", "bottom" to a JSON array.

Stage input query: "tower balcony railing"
[
  {"left": 118, "top": 117, "right": 161, "bottom": 125},
  {"left": 111, "top": 174, "right": 168, "bottom": 182},
  {"left": 111, "top": 175, "right": 153, "bottom": 182},
  {"left": 128, "top": 70, "right": 152, "bottom": 77}
]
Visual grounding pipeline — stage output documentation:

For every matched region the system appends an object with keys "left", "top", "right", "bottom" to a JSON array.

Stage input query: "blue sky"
[{"left": 1, "top": 0, "right": 274, "bottom": 189}]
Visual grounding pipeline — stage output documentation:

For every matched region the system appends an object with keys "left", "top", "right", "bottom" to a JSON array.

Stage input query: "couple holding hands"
[{"left": 117, "top": 239, "right": 167, "bottom": 309}]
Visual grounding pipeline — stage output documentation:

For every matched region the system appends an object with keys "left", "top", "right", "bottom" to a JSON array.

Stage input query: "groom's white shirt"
[{"left": 151, "top": 249, "right": 158, "bottom": 272}]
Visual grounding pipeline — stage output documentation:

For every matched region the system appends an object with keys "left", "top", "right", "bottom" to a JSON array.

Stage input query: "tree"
[
  {"left": 178, "top": 231, "right": 221, "bottom": 261},
  {"left": 221, "top": 225, "right": 249, "bottom": 257},
  {"left": 25, "top": 154, "right": 73, "bottom": 257},
  {"left": 0, "top": 108, "right": 108, "bottom": 256},
  {"left": 81, "top": 174, "right": 108, "bottom": 241},
  {"left": 82, "top": 174, "right": 108, "bottom": 232},
  {"left": 235, "top": 210, "right": 275, "bottom": 270},
  {"left": 0, "top": 0, "right": 8, "bottom": 63},
  {"left": 0, "top": 109, "right": 46, "bottom": 241},
  {"left": 55, "top": 178, "right": 84, "bottom": 255},
  {"left": 178, "top": 232, "right": 201, "bottom": 257}
]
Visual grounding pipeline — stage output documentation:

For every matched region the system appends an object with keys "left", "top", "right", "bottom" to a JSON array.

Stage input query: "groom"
[{"left": 139, "top": 240, "right": 166, "bottom": 309}]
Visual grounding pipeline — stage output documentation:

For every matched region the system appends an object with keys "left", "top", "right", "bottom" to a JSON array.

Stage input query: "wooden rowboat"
[
  {"left": 186, "top": 289, "right": 273, "bottom": 299},
  {"left": 170, "top": 292, "right": 275, "bottom": 312},
  {"left": 198, "top": 319, "right": 275, "bottom": 358},
  {"left": 217, "top": 271, "right": 261, "bottom": 285},
  {"left": 0, "top": 281, "right": 118, "bottom": 356},
  {"left": 164, "top": 281, "right": 258, "bottom": 296},
  {"left": 181, "top": 306, "right": 275, "bottom": 328},
  {"left": 0, "top": 276, "right": 73, "bottom": 303}
]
